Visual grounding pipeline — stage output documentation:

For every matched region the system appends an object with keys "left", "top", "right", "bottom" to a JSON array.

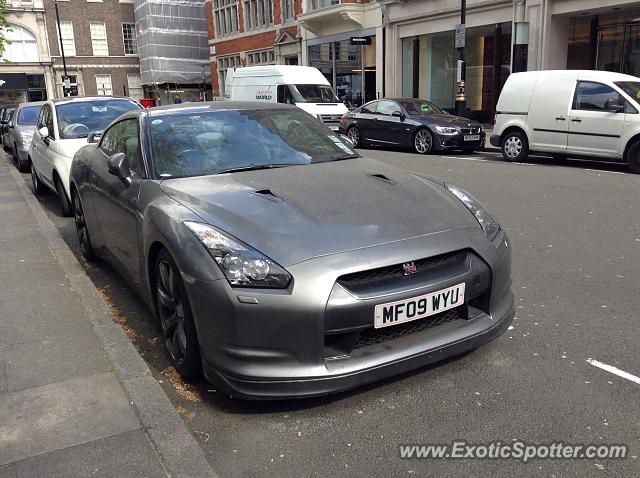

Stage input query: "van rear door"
[{"left": 528, "top": 71, "right": 578, "bottom": 152}]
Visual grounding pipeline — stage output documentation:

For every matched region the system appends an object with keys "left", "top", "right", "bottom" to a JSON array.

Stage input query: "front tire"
[
  {"left": 155, "top": 249, "right": 202, "bottom": 380},
  {"left": 626, "top": 141, "right": 640, "bottom": 174},
  {"left": 31, "top": 163, "right": 46, "bottom": 195},
  {"left": 347, "top": 126, "right": 361, "bottom": 148},
  {"left": 501, "top": 131, "right": 529, "bottom": 162},
  {"left": 73, "top": 190, "right": 96, "bottom": 261},
  {"left": 54, "top": 175, "right": 73, "bottom": 217},
  {"left": 15, "top": 145, "right": 27, "bottom": 172},
  {"left": 414, "top": 128, "right": 434, "bottom": 154}
]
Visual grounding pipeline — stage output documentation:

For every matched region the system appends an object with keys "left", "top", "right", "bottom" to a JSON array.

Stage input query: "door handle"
[
  {"left": 33, "top": 144, "right": 38, "bottom": 149},
  {"left": 571, "top": 118, "right": 582, "bottom": 123},
  {"left": 555, "top": 116, "right": 566, "bottom": 121}
]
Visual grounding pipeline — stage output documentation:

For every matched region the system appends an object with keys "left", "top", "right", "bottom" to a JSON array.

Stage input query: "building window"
[
  {"left": 90, "top": 22, "right": 109, "bottom": 56},
  {"left": 244, "top": 0, "right": 273, "bottom": 31},
  {"left": 309, "top": 44, "right": 321, "bottom": 61},
  {"left": 96, "top": 75, "right": 112, "bottom": 95},
  {"left": 214, "top": 0, "right": 239, "bottom": 38},
  {"left": 282, "top": 0, "right": 294, "bottom": 21},
  {"left": 127, "top": 74, "right": 143, "bottom": 99},
  {"left": 246, "top": 49, "right": 275, "bottom": 65},
  {"left": 122, "top": 23, "right": 137, "bottom": 55},
  {"left": 58, "top": 21, "right": 76, "bottom": 57},
  {"left": 348, "top": 44, "right": 357, "bottom": 61},
  {"left": 217, "top": 54, "right": 241, "bottom": 96},
  {"left": 2, "top": 24, "right": 38, "bottom": 62}
]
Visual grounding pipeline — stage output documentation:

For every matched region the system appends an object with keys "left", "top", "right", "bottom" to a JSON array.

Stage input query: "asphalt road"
[{"left": 8, "top": 148, "right": 640, "bottom": 477}]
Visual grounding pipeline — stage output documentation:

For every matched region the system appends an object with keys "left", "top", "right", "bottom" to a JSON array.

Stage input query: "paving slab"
[{"left": 0, "top": 372, "right": 139, "bottom": 466}]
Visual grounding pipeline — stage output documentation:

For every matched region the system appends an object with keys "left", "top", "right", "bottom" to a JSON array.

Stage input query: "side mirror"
[
  {"left": 38, "top": 126, "right": 49, "bottom": 138},
  {"left": 392, "top": 110, "right": 405, "bottom": 119},
  {"left": 0, "top": 120, "right": 7, "bottom": 125},
  {"left": 107, "top": 152, "right": 131, "bottom": 183},
  {"left": 87, "top": 131, "right": 103, "bottom": 143},
  {"left": 605, "top": 98, "right": 625, "bottom": 113},
  {"left": 8, "top": 123, "right": 14, "bottom": 129},
  {"left": 339, "top": 134, "right": 354, "bottom": 148}
]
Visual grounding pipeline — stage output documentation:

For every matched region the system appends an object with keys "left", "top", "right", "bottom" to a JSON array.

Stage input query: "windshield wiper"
[{"left": 216, "top": 163, "right": 300, "bottom": 174}]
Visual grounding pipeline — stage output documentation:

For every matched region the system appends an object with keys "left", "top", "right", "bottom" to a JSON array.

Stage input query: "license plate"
[
  {"left": 374, "top": 283, "right": 465, "bottom": 329},
  {"left": 464, "top": 134, "right": 480, "bottom": 141}
]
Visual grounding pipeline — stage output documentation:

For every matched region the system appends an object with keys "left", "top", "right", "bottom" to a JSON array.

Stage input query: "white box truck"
[{"left": 224, "top": 65, "right": 348, "bottom": 131}]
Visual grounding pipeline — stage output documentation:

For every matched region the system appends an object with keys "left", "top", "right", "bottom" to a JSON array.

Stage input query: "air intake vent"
[
  {"left": 368, "top": 173, "right": 394, "bottom": 184},
  {"left": 252, "top": 189, "right": 282, "bottom": 202}
]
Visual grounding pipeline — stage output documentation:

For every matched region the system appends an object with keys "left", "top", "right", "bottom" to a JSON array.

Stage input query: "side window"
[
  {"left": 361, "top": 101, "right": 377, "bottom": 114},
  {"left": 99, "top": 119, "right": 142, "bottom": 176},
  {"left": 45, "top": 107, "right": 54, "bottom": 137},
  {"left": 37, "top": 106, "right": 46, "bottom": 129},
  {"left": 573, "top": 82, "right": 623, "bottom": 112},
  {"left": 276, "top": 85, "right": 294, "bottom": 104},
  {"left": 376, "top": 100, "right": 400, "bottom": 116}
]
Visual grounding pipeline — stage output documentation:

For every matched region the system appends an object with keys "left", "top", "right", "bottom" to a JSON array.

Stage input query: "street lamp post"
[
  {"left": 454, "top": 0, "right": 466, "bottom": 116},
  {"left": 54, "top": 1, "right": 70, "bottom": 97},
  {"left": 201, "top": 64, "right": 205, "bottom": 101}
]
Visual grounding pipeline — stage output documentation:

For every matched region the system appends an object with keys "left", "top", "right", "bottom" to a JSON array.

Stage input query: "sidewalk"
[{"left": 0, "top": 156, "right": 217, "bottom": 477}]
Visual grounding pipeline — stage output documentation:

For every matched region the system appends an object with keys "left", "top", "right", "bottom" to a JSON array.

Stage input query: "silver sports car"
[{"left": 70, "top": 102, "right": 514, "bottom": 399}]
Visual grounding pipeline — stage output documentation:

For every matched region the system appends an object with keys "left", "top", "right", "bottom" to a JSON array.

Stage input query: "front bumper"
[
  {"left": 490, "top": 134, "right": 501, "bottom": 147},
  {"left": 187, "top": 228, "right": 514, "bottom": 399},
  {"left": 434, "top": 131, "right": 486, "bottom": 151}
]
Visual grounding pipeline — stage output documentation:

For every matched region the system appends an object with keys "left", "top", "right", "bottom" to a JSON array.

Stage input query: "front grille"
[
  {"left": 353, "top": 307, "right": 464, "bottom": 349},
  {"left": 460, "top": 127, "right": 481, "bottom": 134},
  {"left": 320, "top": 114, "right": 342, "bottom": 123},
  {"left": 338, "top": 251, "right": 465, "bottom": 292}
]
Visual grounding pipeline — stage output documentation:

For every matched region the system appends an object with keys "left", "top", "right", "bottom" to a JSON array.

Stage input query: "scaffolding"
[{"left": 134, "top": 0, "right": 210, "bottom": 85}]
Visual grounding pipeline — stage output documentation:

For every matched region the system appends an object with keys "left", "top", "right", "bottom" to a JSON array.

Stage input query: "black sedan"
[
  {"left": 70, "top": 102, "right": 513, "bottom": 398},
  {"left": 339, "top": 98, "right": 485, "bottom": 154}
]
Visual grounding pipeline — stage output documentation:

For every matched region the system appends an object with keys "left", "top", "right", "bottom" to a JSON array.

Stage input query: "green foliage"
[{"left": 0, "top": 0, "right": 10, "bottom": 61}]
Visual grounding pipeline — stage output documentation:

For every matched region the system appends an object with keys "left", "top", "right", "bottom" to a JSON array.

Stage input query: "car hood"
[
  {"left": 160, "top": 158, "right": 479, "bottom": 266},
  {"left": 55, "top": 138, "right": 93, "bottom": 160},
  {"left": 15, "top": 125, "right": 35, "bottom": 137},
  {"left": 411, "top": 113, "right": 482, "bottom": 128}
]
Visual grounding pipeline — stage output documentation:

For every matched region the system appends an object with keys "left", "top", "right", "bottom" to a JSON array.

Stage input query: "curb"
[{"left": 7, "top": 165, "right": 218, "bottom": 478}]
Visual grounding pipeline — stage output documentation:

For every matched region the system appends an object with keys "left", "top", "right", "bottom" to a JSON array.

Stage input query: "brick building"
[
  {"left": 43, "top": 0, "right": 142, "bottom": 99},
  {"left": 206, "top": 0, "right": 303, "bottom": 97}
]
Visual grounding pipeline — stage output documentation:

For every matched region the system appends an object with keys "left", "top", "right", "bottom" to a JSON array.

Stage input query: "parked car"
[
  {"left": 490, "top": 70, "right": 640, "bottom": 173},
  {"left": 30, "top": 96, "right": 141, "bottom": 216},
  {"left": 0, "top": 105, "right": 16, "bottom": 147},
  {"left": 70, "top": 102, "right": 514, "bottom": 399},
  {"left": 339, "top": 98, "right": 485, "bottom": 154},
  {"left": 225, "top": 65, "right": 348, "bottom": 131},
  {"left": 6, "top": 101, "right": 44, "bottom": 172}
]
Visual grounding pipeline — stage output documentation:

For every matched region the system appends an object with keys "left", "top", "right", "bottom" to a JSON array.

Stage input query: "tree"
[{"left": 0, "top": 0, "right": 10, "bottom": 61}]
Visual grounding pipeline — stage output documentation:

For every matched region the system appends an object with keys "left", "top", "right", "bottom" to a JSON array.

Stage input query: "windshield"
[
  {"left": 399, "top": 100, "right": 445, "bottom": 115},
  {"left": 614, "top": 81, "right": 640, "bottom": 104},
  {"left": 56, "top": 98, "right": 141, "bottom": 139},
  {"left": 149, "top": 108, "right": 358, "bottom": 179},
  {"left": 17, "top": 106, "right": 41, "bottom": 125},
  {"left": 289, "top": 84, "right": 339, "bottom": 103}
]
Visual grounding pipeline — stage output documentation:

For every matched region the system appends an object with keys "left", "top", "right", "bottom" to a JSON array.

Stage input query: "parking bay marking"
[{"left": 586, "top": 358, "right": 640, "bottom": 386}]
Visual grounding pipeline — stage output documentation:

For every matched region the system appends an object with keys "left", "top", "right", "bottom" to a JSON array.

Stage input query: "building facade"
[
  {"left": 43, "top": 0, "right": 142, "bottom": 99},
  {"left": 385, "top": 0, "right": 640, "bottom": 123},
  {"left": 0, "top": 0, "right": 54, "bottom": 104},
  {"left": 207, "top": 0, "right": 304, "bottom": 97},
  {"left": 299, "top": 0, "right": 384, "bottom": 108}
]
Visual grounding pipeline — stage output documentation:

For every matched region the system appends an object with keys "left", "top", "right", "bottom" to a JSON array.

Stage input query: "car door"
[
  {"left": 355, "top": 101, "right": 378, "bottom": 141},
  {"left": 91, "top": 118, "right": 145, "bottom": 280},
  {"left": 567, "top": 81, "right": 626, "bottom": 157},
  {"left": 31, "top": 104, "right": 55, "bottom": 187},
  {"left": 370, "top": 100, "right": 407, "bottom": 144}
]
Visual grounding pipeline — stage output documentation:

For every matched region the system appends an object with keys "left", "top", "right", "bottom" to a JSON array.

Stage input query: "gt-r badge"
[{"left": 403, "top": 262, "right": 418, "bottom": 276}]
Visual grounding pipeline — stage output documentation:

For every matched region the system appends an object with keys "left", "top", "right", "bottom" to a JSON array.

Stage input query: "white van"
[
  {"left": 490, "top": 70, "right": 640, "bottom": 173},
  {"left": 225, "top": 65, "right": 348, "bottom": 130}
]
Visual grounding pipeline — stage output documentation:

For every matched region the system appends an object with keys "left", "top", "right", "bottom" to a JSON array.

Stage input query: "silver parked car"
[
  {"left": 7, "top": 101, "right": 44, "bottom": 172},
  {"left": 70, "top": 102, "right": 515, "bottom": 399}
]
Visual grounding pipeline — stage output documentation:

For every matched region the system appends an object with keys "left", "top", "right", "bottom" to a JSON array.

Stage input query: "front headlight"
[
  {"left": 445, "top": 184, "right": 501, "bottom": 240},
  {"left": 184, "top": 221, "right": 292, "bottom": 288},
  {"left": 435, "top": 126, "right": 458, "bottom": 135}
]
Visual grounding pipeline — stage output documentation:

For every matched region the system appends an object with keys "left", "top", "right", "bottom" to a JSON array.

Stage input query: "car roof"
[
  {"left": 17, "top": 101, "right": 45, "bottom": 108},
  {"left": 142, "top": 101, "right": 296, "bottom": 117},
  {"left": 49, "top": 95, "right": 135, "bottom": 106}
]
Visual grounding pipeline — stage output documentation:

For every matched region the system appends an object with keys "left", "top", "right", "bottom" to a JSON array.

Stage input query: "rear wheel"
[
  {"left": 414, "top": 128, "right": 433, "bottom": 154},
  {"left": 31, "top": 163, "right": 46, "bottom": 195},
  {"left": 54, "top": 175, "right": 73, "bottom": 217},
  {"left": 626, "top": 141, "right": 640, "bottom": 174},
  {"left": 73, "top": 190, "right": 96, "bottom": 261},
  {"left": 155, "top": 249, "right": 202, "bottom": 380},
  {"left": 347, "top": 126, "right": 361, "bottom": 148},
  {"left": 501, "top": 131, "right": 529, "bottom": 162}
]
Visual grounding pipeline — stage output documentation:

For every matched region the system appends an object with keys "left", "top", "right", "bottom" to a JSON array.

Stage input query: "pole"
[
  {"left": 201, "top": 64, "right": 205, "bottom": 101},
  {"left": 455, "top": 0, "right": 466, "bottom": 116},
  {"left": 54, "top": 1, "right": 69, "bottom": 97},
  {"left": 361, "top": 44, "right": 365, "bottom": 105}
]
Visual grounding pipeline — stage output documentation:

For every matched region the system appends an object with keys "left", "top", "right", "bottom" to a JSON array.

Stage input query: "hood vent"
[
  {"left": 252, "top": 188, "right": 282, "bottom": 203},
  {"left": 368, "top": 173, "right": 395, "bottom": 185}
]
